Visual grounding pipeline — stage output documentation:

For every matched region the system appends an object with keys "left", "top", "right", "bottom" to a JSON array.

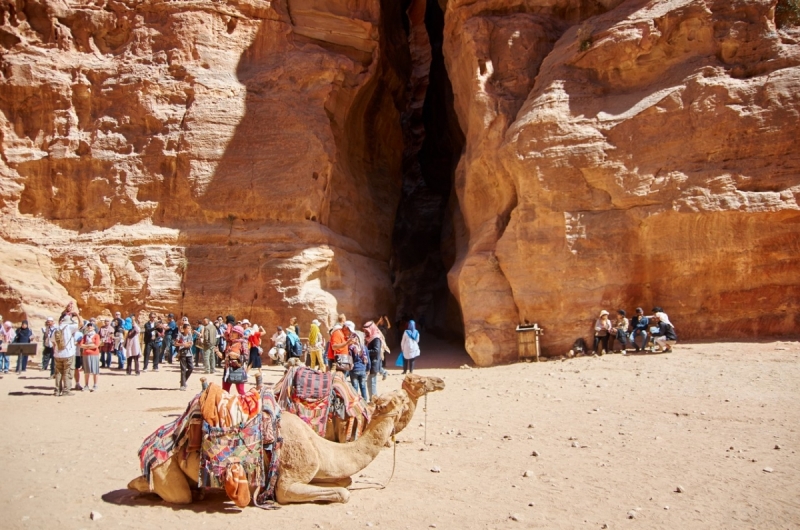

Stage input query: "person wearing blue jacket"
[{"left": 628, "top": 307, "right": 649, "bottom": 353}]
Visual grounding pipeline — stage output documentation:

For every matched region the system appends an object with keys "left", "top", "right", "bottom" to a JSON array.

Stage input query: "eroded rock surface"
[
  {"left": 1, "top": 0, "right": 798, "bottom": 364},
  {"left": 445, "top": 0, "right": 800, "bottom": 364}
]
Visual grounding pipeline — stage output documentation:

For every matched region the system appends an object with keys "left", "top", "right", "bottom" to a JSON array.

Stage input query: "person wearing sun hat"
[
  {"left": 592, "top": 309, "right": 613, "bottom": 356},
  {"left": 220, "top": 324, "right": 248, "bottom": 394}
]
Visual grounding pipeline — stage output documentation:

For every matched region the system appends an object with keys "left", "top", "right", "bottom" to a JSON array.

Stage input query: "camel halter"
[
  {"left": 350, "top": 409, "right": 401, "bottom": 491},
  {"left": 401, "top": 380, "right": 429, "bottom": 446}
]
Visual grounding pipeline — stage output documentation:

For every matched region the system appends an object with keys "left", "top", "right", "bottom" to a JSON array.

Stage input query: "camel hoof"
[{"left": 127, "top": 476, "right": 150, "bottom": 493}]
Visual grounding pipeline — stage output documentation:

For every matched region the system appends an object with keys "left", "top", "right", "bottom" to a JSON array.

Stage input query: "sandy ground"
[{"left": 1, "top": 338, "right": 799, "bottom": 530}]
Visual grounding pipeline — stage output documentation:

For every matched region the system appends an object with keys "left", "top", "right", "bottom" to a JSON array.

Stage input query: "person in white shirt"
[
  {"left": 41, "top": 317, "right": 57, "bottom": 377},
  {"left": 268, "top": 326, "right": 287, "bottom": 364},
  {"left": 54, "top": 309, "right": 83, "bottom": 396}
]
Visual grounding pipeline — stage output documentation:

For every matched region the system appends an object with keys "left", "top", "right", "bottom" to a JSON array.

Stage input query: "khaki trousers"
[{"left": 54, "top": 357, "right": 74, "bottom": 394}]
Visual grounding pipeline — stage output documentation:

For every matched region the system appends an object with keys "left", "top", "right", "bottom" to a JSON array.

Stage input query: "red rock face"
[
  {"left": 0, "top": 0, "right": 798, "bottom": 363},
  {"left": 444, "top": 0, "right": 800, "bottom": 364}
]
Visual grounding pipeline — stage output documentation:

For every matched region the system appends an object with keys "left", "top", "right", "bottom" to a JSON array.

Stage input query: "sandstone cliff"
[{"left": 1, "top": 0, "right": 798, "bottom": 364}]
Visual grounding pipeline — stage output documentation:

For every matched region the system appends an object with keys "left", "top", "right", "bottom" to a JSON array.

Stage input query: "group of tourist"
[
  {"left": 592, "top": 306, "right": 677, "bottom": 355},
  {"left": 0, "top": 303, "right": 425, "bottom": 399}
]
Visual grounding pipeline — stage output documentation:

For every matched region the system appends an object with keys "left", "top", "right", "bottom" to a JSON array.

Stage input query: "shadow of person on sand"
[
  {"left": 102, "top": 488, "right": 244, "bottom": 514},
  {"left": 8, "top": 391, "right": 54, "bottom": 396},
  {"left": 136, "top": 387, "right": 182, "bottom": 392}
]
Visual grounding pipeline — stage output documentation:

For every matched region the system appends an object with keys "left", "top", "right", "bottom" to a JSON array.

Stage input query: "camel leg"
[
  {"left": 276, "top": 480, "right": 350, "bottom": 504},
  {"left": 310, "top": 476, "right": 353, "bottom": 488},
  {"left": 151, "top": 456, "right": 193, "bottom": 504}
]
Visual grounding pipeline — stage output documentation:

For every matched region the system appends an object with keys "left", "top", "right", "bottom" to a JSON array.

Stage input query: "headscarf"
[
  {"left": 123, "top": 317, "right": 133, "bottom": 331},
  {"left": 405, "top": 320, "right": 419, "bottom": 341},
  {"left": 15, "top": 320, "right": 33, "bottom": 343},
  {"left": 308, "top": 321, "right": 321, "bottom": 347},
  {"left": 363, "top": 321, "right": 380, "bottom": 343},
  {"left": 285, "top": 327, "right": 299, "bottom": 348},
  {"left": 3, "top": 321, "right": 15, "bottom": 343}
]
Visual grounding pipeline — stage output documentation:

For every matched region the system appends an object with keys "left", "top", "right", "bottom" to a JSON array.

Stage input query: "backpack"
[{"left": 54, "top": 327, "right": 67, "bottom": 351}]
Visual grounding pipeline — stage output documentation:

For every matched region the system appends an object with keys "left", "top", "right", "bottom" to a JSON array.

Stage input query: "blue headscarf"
[
  {"left": 123, "top": 317, "right": 133, "bottom": 331},
  {"left": 405, "top": 320, "right": 419, "bottom": 341}
]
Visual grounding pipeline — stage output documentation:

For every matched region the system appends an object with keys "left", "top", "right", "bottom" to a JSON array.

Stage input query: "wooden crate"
[{"left": 516, "top": 324, "right": 543, "bottom": 361}]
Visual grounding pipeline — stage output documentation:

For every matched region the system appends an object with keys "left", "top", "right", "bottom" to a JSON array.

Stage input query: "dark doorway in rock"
[{"left": 391, "top": 0, "right": 465, "bottom": 341}]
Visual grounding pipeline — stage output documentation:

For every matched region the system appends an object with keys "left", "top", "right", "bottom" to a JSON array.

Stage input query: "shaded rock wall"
[{"left": 0, "top": 0, "right": 401, "bottom": 326}]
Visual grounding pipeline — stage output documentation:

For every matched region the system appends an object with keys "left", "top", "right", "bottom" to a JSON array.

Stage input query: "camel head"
[
  {"left": 371, "top": 390, "right": 410, "bottom": 423},
  {"left": 401, "top": 374, "right": 445, "bottom": 400}
]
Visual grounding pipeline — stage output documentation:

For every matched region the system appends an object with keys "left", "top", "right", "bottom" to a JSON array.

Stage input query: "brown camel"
[
  {"left": 127, "top": 390, "right": 409, "bottom": 505},
  {"left": 328, "top": 373, "right": 446, "bottom": 442}
]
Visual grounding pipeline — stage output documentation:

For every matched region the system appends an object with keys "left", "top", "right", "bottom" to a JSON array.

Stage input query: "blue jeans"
[
  {"left": 0, "top": 354, "right": 9, "bottom": 372},
  {"left": 101, "top": 348, "right": 113, "bottom": 368},
  {"left": 350, "top": 371, "right": 368, "bottom": 400},
  {"left": 15, "top": 355, "right": 29, "bottom": 372},
  {"left": 116, "top": 347, "right": 126, "bottom": 369},
  {"left": 367, "top": 373, "right": 378, "bottom": 400},
  {"left": 630, "top": 330, "right": 648, "bottom": 351}
]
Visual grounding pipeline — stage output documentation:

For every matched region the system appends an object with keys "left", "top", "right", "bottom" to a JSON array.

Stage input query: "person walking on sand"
[
  {"left": 79, "top": 322, "right": 101, "bottom": 391},
  {"left": 125, "top": 315, "right": 142, "bottom": 375},
  {"left": 175, "top": 323, "right": 194, "bottom": 391},
  {"left": 400, "top": 320, "right": 421, "bottom": 374}
]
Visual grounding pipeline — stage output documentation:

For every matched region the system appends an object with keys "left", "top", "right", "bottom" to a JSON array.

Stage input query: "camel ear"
[{"left": 152, "top": 456, "right": 193, "bottom": 504}]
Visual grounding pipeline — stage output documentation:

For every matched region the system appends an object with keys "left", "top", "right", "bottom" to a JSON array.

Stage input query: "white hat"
[
  {"left": 241, "top": 319, "right": 251, "bottom": 325},
  {"left": 344, "top": 320, "right": 355, "bottom": 332},
  {"left": 599, "top": 310, "right": 609, "bottom": 317},
  {"left": 312, "top": 319, "right": 320, "bottom": 326}
]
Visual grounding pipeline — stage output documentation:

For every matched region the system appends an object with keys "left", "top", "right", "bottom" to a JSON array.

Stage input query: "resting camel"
[
  {"left": 127, "top": 390, "right": 409, "bottom": 505},
  {"left": 328, "top": 373, "right": 446, "bottom": 442}
]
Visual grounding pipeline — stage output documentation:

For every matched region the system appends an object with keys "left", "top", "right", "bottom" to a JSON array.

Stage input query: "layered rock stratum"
[{"left": 1, "top": 0, "right": 798, "bottom": 365}]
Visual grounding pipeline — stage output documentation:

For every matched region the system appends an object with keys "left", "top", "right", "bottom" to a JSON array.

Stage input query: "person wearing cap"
[
  {"left": 307, "top": 319, "right": 325, "bottom": 372},
  {"left": 611, "top": 309, "right": 629, "bottom": 354},
  {"left": 268, "top": 326, "right": 287, "bottom": 364},
  {"left": 220, "top": 325, "right": 248, "bottom": 394},
  {"left": 629, "top": 307, "right": 650, "bottom": 352},
  {"left": 41, "top": 317, "right": 57, "bottom": 376},
  {"left": 241, "top": 319, "right": 252, "bottom": 339},
  {"left": 78, "top": 321, "right": 102, "bottom": 391},
  {"left": 592, "top": 310, "right": 613, "bottom": 355}
]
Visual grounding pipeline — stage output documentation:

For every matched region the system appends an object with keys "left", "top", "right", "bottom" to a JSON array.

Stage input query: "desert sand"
[{"left": 1, "top": 337, "right": 799, "bottom": 529}]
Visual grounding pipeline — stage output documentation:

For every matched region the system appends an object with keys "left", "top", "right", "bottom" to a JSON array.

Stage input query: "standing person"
[
  {"left": 78, "top": 322, "right": 101, "bottom": 391},
  {"left": 215, "top": 317, "right": 227, "bottom": 369},
  {"left": 247, "top": 324, "right": 263, "bottom": 374},
  {"left": 307, "top": 320, "right": 325, "bottom": 372},
  {"left": 162, "top": 313, "right": 177, "bottom": 364},
  {"left": 285, "top": 326, "right": 303, "bottom": 362},
  {"left": 202, "top": 317, "right": 218, "bottom": 374},
  {"left": 592, "top": 310, "right": 613, "bottom": 355},
  {"left": 99, "top": 318, "right": 114, "bottom": 369},
  {"left": 346, "top": 322, "right": 369, "bottom": 399},
  {"left": 611, "top": 309, "right": 630, "bottom": 354},
  {"left": 13, "top": 320, "right": 34, "bottom": 374},
  {"left": 126, "top": 315, "right": 142, "bottom": 375},
  {"left": 219, "top": 325, "right": 248, "bottom": 395},
  {"left": 629, "top": 307, "right": 650, "bottom": 352},
  {"left": 142, "top": 312, "right": 160, "bottom": 372},
  {"left": 112, "top": 318, "right": 126, "bottom": 370},
  {"left": 192, "top": 320, "right": 204, "bottom": 367},
  {"left": 375, "top": 316, "right": 391, "bottom": 380},
  {"left": 40, "top": 317, "right": 57, "bottom": 376},
  {"left": 174, "top": 323, "right": 194, "bottom": 391},
  {"left": 54, "top": 310, "right": 82, "bottom": 396},
  {"left": 0, "top": 320, "right": 15, "bottom": 373},
  {"left": 363, "top": 321, "right": 382, "bottom": 399},
  {"left": 400, "top": 320, "right": 421, "bottom": 374},
  {"left": 268, "top": 326, "right": 287, "bottom": 364}
]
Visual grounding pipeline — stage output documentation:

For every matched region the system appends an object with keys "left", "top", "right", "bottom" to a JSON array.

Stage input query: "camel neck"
[{"left": 315, "top": 413, "right": 396, "bottom": 479}]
